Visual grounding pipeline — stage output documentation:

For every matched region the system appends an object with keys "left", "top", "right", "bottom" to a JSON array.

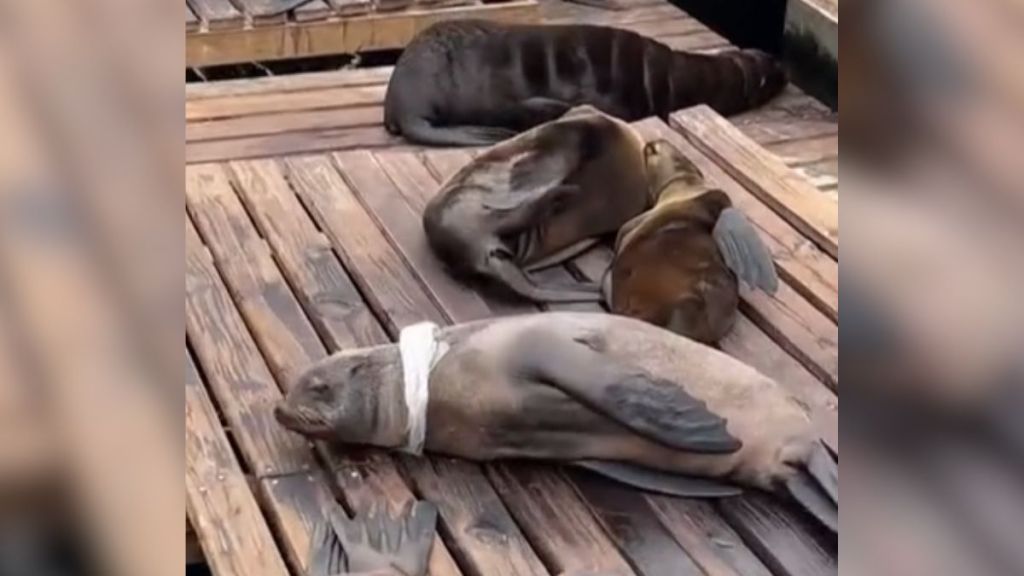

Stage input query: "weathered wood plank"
[
  {"left": 402, "top": 457, "right": 550, "bottom": 576},
  {"left": 186, "top": 66, "right": 392, "bottom": 100},
  {"left": 258, "top": 471, "right": 341, "bottom": 576},
  {"left": 186, "top": 350, "right": 291, "bottom": 576},
  {"left": 334, "top": 150, "right": 494, "bottom": 323},
  {"left": 235, "top": 0, "right": 315, "bottom": 20},
  {"left": 186, "top": 163, "right": 325, "bottom": 386},
  {"left": 187, "top": 105, "right": 383, "bottom": 142},
  {"left": 186, "top": 85, "right": 387, "bottom": 121},
  {"left": 671, "top": 106, "right": 838, "bottom": 260},
  {"left": 793, "top": 158, "right": 839, "bottom": 190},
  {"left": 292, "top": 0, "right": 336, "bottom": 22},
  {"left": 186, "top": 1, "right": 540, "bottom": 67},
  {"left": 228, "top": 159, "right": 387, "bottom": 350},
  {"left": 327, "top": 0, "right": 374, "bottom": 17},
  {"left": 185, "top": 216, "right": 314, "bottom": 476},
  {"left": 569, "top": 471, "right": 706, "bottom": 576},
  {"left": 718, "top": 494, "right": 836, "bottom": 576},
  {"left": 188, "top": 0, "right": 245, "bottom": 30},
  {"left": 766, "top": 134, "right": 839, "bottom": 167},
  {"left": 283, "top": 154, "right": 447, "bottom": 334},
  {"left": 647, "top": 497, "right": 772, "bottom": 576},
  {"left": 187, "top": 124, "right": 401, "bottom": 164},
  {"left": 186, "top": 3, "right": 200, "bottom": 33},
  {"left": 636, "top": 118, "right": 838, "bottom": 322},
  {"left": 488, "top": 463, "right": 638, "bottom": 575}
]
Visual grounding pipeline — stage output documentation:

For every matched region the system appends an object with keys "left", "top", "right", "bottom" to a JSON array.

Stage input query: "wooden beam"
[
  {"left": 671, "top": 106, "right": 839, "bottom": 260},
  {"left": 186, "top": 1, "right": 539, "bottom": 67}
]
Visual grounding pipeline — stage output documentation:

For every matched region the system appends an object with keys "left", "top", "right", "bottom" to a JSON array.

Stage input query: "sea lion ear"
[{"left": 520, "top": 329, "right": 742, "bottom": 453}]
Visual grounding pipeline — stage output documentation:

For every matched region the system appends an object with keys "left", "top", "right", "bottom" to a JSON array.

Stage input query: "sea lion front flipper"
[
  {"left": 522, "top": 330, "right": 742, "bottom": 453},
  {"left": 574, "top": 460, "right": 743, "bottom": 497},
  {"left": 400, "top": 117, "right": 517, "bottom": 146},
  {"left": 713, "top": 207, "right": 779, "bottom": 293},
  {"left": 783, "top": 441, "right": 838, "bottom": 533},
  {"left": 330, "top": 500, "right": 439, "bottom": 576}
]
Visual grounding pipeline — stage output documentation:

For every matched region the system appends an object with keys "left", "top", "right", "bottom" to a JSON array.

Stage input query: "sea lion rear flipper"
[
  {"left": 574, "top": 460, "right": 743, "bottom": 497},
  {"left": 783, "top": 441, "right": 838, "bottom": 533},
  {"left": 488, "top": 255, "right": 605, "bottom": 302},
  {"left": 330, "top": 500, "right": 439, "bottom": 576},
  {"left": 522, "top": 330, "right": 742, "bottom": 453},
  {"left": 524, "top": 238, "right": 600, "bottom": 273},
  {"left": 519, "top": 97, "right": 575, "bottom": 124},
  {"left": 400, "top": 117, "right": 516, "bottom": 146},
  {"left": 713, "top": 207, "right": 779, "bottom": 294},
  {"left": 308, "top": 520, "right": 345, "bottom": 576}
]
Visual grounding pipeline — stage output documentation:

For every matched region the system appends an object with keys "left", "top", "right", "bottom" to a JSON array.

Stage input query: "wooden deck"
[
  {"left": 185, "top": 1, "right": 838, "bottom": 574},
  {"left": 186, "top": 0, "right": 540, "bottom": 67}
]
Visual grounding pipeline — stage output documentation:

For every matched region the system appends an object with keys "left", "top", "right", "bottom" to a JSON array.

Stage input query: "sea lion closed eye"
[
  {"left": 384, "top": 20, "right": 787, "bottom": 146},
  {"left": 422, "top": 106, "right": 650, "bottom": 303},
  {"left": 604, "top": 140, "right": 778, "bottom": 343}
]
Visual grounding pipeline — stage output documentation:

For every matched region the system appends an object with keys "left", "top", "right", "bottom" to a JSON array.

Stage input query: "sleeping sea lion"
[
  {"left": 604, "top": 140, "right": 778, "bottom": 343},
  {"left": 275, "top": 312, "right": 838, "bottom": 532},
  {"left": 423, "top": 105, "right": 649, "bottom": 303},
  {"left": 384, "top": 20, "right": 787, "bottom": 146}
]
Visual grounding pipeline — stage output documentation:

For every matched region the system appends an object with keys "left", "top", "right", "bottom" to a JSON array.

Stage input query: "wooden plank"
[
  {"left": 671, "top": 106, "right": 839, "bottom": 259},
  {"left": 186, "top": 163, "right": 325, "bottom": 386},
  {"left": 195, "top": 161, "right": 463, "bottom": 576},
  {"left": 738, "top": 117, "right": 838, "bottom": 147},
  {"left": 186, "top": 84, "right": 387, "bottom": 121},
  {"left": 185, "top": 216, "right": 315, "bottom": 476},
  {"left": 186, "top": 66, "right": 392, "bottom": 100},
  {"left": 327, "top": 0, "right": 375, "bottom": 17},
  {"left": 188, "top": 0, "right": 245, "bottom": 30},
  {"left": 236, "top": 0, "right": 315, "bottom": 20},
  {"left": 186, "top": 351, "right": 291, "bottom": 576},
  {"left": 661, "top": 32, "right": 733, "bottom": 53},
  {"left": 718, "top": 494, "right": 836, "bottom": 576},
  {"left": 765, "top": 134, "right": 839, "bottom": 167},
  {"left": 647, "top": 498, "right": 772, "bottom": 576},
  {"left": 488, "top": 463, "right": 637, "bottom": 575},
  {"left": 793, "top": 158, "right": 839, "bottom": 190},
  {"left": 228, "top": 159, "right": 388, "bottom": 350},
  {"left": 187, "top": 105, "right": 383, "bottom": 142},
  {"left": 569, "top": 471, "right": 706, "bottom": 576},
  {"left": 186, "top": 1, "right": 540, "bottom": 67},
  {"left": 187, "top": 124, "right": 400, "bottom": 164},
  {"left": 186, "top": 3, "right": 200, "bottom": 33},
  {"left": 402, "top": 457, "right": 550, "bottom": 576},
  {"left": 635, "top": 118, "right": 838, "bottom": 322},
  {"left": 282, "top": 154, "right": 448, "bottom": 334},
  {"left": 334, "top": 150, "right": 494, "bottom": 323},
  {"left": 258, "top": 471, "right": 341, "bottom": 575}
]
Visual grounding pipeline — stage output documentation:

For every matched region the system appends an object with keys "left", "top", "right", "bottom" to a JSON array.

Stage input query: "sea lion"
[
  {"left": 604, "top": 140, "right": 778, "bottom": 343},
  {"left": 423, "top": 105, "right": 650, "bottom": 303},
  {"left": 276, "top": 312, "right": 838, "bottom": 532},
  {"left": 384, "top": 20, "right": 787, "bottom": 146}
]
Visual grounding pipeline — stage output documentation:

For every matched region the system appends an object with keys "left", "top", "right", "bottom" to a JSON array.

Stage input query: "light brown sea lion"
[
  {"left": 275, "top": 312, "right": 838, "bottom": 532},
  {"left": 604, "top": 140, "right": 778, "bottom": 343},
  {"left": 384, "top": 20, "right": 787, "bottom": 146},
  {"left": 423, "top": 105, "right": 650, "bottom": 303}
]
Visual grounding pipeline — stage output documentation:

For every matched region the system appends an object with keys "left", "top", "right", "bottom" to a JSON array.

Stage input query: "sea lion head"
[
  {"left": 643, "top": 140, "right": 704, "bottom": 201},
  {"left": 275, "top": 346, "right": 404, "bottom": 445}
]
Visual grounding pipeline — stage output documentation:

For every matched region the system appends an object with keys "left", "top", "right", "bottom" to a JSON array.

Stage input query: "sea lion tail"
[
  {"left": 698, "top": 49, "right": 787, "bottom": 115},
  {"left": 783, "top": 440, "right": 838, "bottom": 533}
]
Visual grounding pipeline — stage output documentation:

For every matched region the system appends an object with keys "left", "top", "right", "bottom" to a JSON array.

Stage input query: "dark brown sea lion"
[
  {"left": 275, "top": 312, "right": 838, "bottom": 532},
  {"left": 604, "top": 140, "right": 778, "bottom": 343},
  {"left": 384, "top": 20, "right": 787, "bottom": 146},
  {"left": 423, "top": 105, "right": 649, "bottom": 303}
]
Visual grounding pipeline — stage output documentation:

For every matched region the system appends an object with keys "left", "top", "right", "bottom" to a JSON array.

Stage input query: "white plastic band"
[{"left": 398, "top": 322, "right": 448, "bottom": 455}]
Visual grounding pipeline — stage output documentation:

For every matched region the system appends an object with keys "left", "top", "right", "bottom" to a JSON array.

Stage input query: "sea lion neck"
[
  {"left": 356, "top": 344, "right": 411, "bottom": 450},
  {"left": 651, "top": 175, "right": 706, "bottom": 204}
]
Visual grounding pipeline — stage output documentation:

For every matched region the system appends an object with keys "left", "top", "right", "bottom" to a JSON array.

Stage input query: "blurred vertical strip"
[{"left": 0, "top": 0, "right": 182, "bottom": 575}]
